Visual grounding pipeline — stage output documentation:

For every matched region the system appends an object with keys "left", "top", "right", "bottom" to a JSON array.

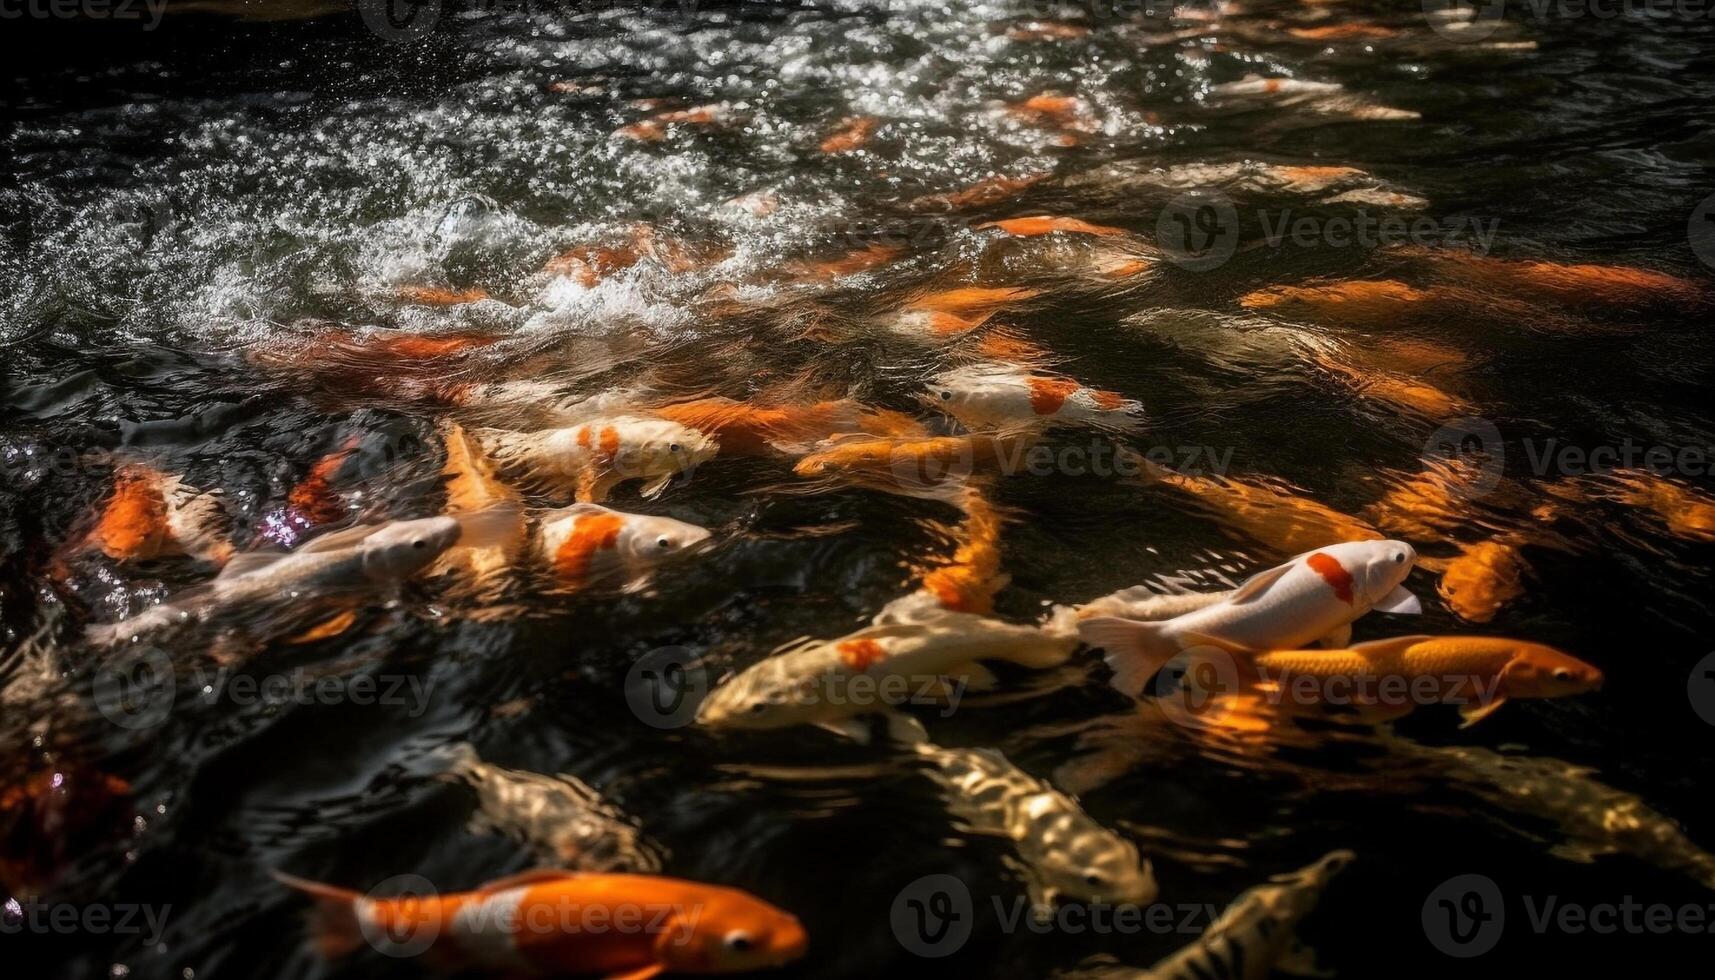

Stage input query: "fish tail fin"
[
  {"left": 1078, "top": 617, "right": 1179, "bottom": 695},
  {"left": 272, "top": 871, "right": 365, "bottom": 959}
]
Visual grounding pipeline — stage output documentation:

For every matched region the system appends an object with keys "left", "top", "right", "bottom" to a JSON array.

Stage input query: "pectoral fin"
[
  {"left": 1458, "top": 696, "right": 1508, "bottom": 727},
  {"left": 1228, "top": 562, "right": 1293, "bottom": 604},
  {"left": 1372, "top": 584, "right": 1422, "bottom": 614},
  {"left": 815, "top": 718, "right": 872, "bottom": 744},
  {"left": 638, "top": 474, "right": 674, "bottom": 499},
  {"left": 1315, "top": 623, "right": 1352, "bottom": 649}
]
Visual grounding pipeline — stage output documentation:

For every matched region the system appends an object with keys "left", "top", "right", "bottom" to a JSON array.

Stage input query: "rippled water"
[{"left": 5, "top": 2, "right": 1715, "bottom": 978}]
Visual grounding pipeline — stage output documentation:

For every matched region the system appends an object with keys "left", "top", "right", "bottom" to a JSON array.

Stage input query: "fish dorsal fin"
[
  {"left": 297, "top": 523, "right": 382, "bottom": 554},
  {"left": 1348, "top": 635, "right": 1435, "bottom": 659},
  {"left": 217, "top": 550, "right": 289, "bottom": 579},
  {"left": 476, "top": 869, "right": 579, "bottom": 896},
  {"left": 1227, "top": 562, "right": 1294, "bottom": 604},
  {"left": 544, "top": 502, "right": 610, "bottom": 522},
  {"left": 769, "top": 635, "right": 825, "bottom": 657}
]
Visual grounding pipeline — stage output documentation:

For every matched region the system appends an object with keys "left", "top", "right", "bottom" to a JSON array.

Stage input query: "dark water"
[{"left": 5, "top": 2, "right": 1715, "bottom": 978}]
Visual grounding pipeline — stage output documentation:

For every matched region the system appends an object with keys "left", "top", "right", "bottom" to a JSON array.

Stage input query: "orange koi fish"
[
  {"left": 819, "top": 115, "right": 877, "bottom": 154},
  {"left": 786, "top": 242, "right": 903, "bottom": 282},
  {"left": 616, "top": 102, "right": 742, "bottom": 142},
  {"left": 1429, "top": 539, "right": 1530, "bottom": 624},
  {"left": 1135, "top": 458, "right": 1383, "bottom": 557},
  {"left": 1400, "top": 248, "right": 1708, "bottom": 309},
  {"left": 908, "top": 171, "right": 1049, "bottom": 212},
  {"left": 276, "top": 868, "right": 807, "bottom": 978},
  {"left": 881, "top": 308, "right": 996, "bottom": 343},
  {"left": 917, "top": 489, "right": 1008, "bottom": 614},
  {"left": 1005, "top": 93, "right": 1100, "bottom": 134},
  {"left": 1311, "top": 349, "right": 1473, "bottom": 420},
  {"left": 83, "top": 463, "right": 231, "bottom": 564},
  {"left": 1247, "top": 634, "right": 1601, "bottom": 726},
  {"left": 924, "top": 364, "right": 1143, "bottom": 432},
  {"left": 1602, "top": 469, "right": 1715, "bottom": 543},
  {"left": 394, "top": 285, "right": 491, "bottom": 306},
  {"left": 1361, "top": 456, "right": 1493, "bottom": 541},
  {"left": 793, "top": 434, "right": 1033, "bottom": 489},
  {"left": 286, "top": 436, "right": 361, "bottom": 528},
  {"left": 1287, "top": 23, "right": 1400, "bottom": 41},
  {"left": 654, "top": 397, "right": 925, "bottom": 456},
  {"left": 978, "top": 216, "right": 1129, "bottom": 238},
  {"left": 1240, "top": 279, "right": 1434, "bottom": 324},
  {"left": 429, "top": 422, "right": 528, "bottom": 590},
  {"left": 905, "top": 285, "right": 1042, "bottom": 316}
]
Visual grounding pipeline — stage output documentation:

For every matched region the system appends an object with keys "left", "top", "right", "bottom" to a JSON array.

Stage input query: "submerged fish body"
[
  {"left": 923, "top": 364, "right": 1144, "bottom": 433},
  {"left": 1080, "top": 540, "right": 1421, "bottom": 695},
  {"left": 1136, "top": 460, "right": 1384, "bottom": 557},
  {"left": 696, "top": 611, "right": 1076, "bottom": 736},
  {"left": 910, "top": 735, "right": 1157, "bottom": 909},
  {"left": 1081, "top": 850, "right": 1351, "bottom": 980},
  {"left": 88, "top": 516, "right": 463, "bottom": 647},
  {"left": 1435, "top": 539, "right": 1529, "bottom": 624},
  {"left": 445, "top": 746, "right": 665, "bottom": 873},
  {"left": 84, "top": 464, "right": 231, "bottom": 564}
]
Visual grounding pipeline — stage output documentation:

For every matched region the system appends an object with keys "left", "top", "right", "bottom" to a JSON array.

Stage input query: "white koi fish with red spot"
[
  {"left": 1079, "top": 540, "right": 1422, "bottom": 695},
  {"left": 535, "top": 503, "right": 711, "bottom": 591},
  {"left": 923, "top": 364, "right": 1144, "bottom": 432}
]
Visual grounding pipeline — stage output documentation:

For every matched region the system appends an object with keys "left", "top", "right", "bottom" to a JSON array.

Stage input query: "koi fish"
[
  {"left": 1604, "top": 468, "right": 1715, "bottom": 543},
  {"left": 81, "top": 463, "right": 231, "bottom": 564},
  {"left": 724, "top": 189, "right": 779, "bottom": 218},
  {"left": 1004, "top": 20, "right": 1091, "bottom": 41},
  {"left": 916, "top": 489, "right": 1008, "bottom": 614},
  {"left": 792, "top": 433, "right": 1030, "bottom": 489},
  {"left": 1240, "top": 279, "right": 1434, "bottom": 324},
  {"left": 1063, "top": 160, "right": 1376, "bottom": 198},
  {"left": 1433, "top": 539, "right": 1529, "bottom": 623},
  {"left": 905, "top": 285, "right": 1043, "bottom": 316},
  {"left": 1070, "top": 851, "right": 1351, "bottom": 980},
  {"left": 978, "top": 216, "right": 1130, "bottom": 238},
  {"left": 615, "top": 102, "right": 743, "bottom": 142},
  {"left": 785, "top": 242, "right": 903, "bottom": 282},
  {"left": 394, "top": 285, "right": 491, "bottom": 306},
  {"left": 880, "top": 308, "right": 995, "bottom": 342},
  {"left": 442, "top": 744, "right": 666, "bottom": 873},
  {"left": 892, "top": 716, "right": 1157, "bottom": 910},
  {"left": 819, "top": 115, "right": 877, "bottom": 154},
  {"left": 283, "top": 437, "right": 361, "bottom": 529},
  {"left": 1288, "top": 23, "right": 1400, "bottom": 41},
  {"left": 87, "top": 515, "right": 465, "bottom": 647},
  {"left": 474, "top": 417, "right": 717, "bottom": 503},
  {"left": 1384, "top": 738, "right": 1715, "bottom": 892},
  {"left": 1134, "top": 459, "right": 1385, "bottom": 557},
  {"left": 696, "top": 610, "right": 1076, "bottom": 741},
  {"left": 1079, "top": 540, "right": 1421, "bottom": 694},
  {"left": 1361, "top": 456, "right": 1493, "bottom": 540},
  {"left": 276, "top": 868, "right": 807, "bottom": 977},
  {"left": 1400, "top": 248, "right": 1707, "bottom": 309},
  {"left": 908, "top": 171, "right": 1050, "bottom": 212},
  {"left": 1311, "top": 349, "right": 1473, "bottom": 420},
  {"left": 653, "top": 397, "right": 925, "bottom": 456},
  {"left": 1321, "top": 186, "right": 1429, "bottom": 210},
  {"left": 429, "top": 422, "right": 528, "bottom": 590},
  {"left": 249, "top": 326, "right": 504, "bottom": 373},
  {"left": 536, "top": 503, "right": 711, "bottom": 591},
  {"left": 922, "top": 364, "right": 1144, "bottom": 432},
  {"left": 1209, "top": 75, "right": 1344, "bottom": 99},
  {"left": 1248, "top": 634, "right": 1602, "bottom": 726},
  {"left": 1004, "top": 93, "right": 1100, "bottom": 135}
]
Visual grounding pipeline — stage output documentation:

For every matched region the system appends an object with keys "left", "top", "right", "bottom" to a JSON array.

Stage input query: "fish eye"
[
  {"left": 1084, "top": 873, "right": 1105, "bottom": 887},
  {"left": 1552, "top": 668, "right": 1572, "bottom": 682},
  {"left": 412, "top": 539, "right": 428, "bottom": 550},
  {"left": 657, "top": 536, "right": 673, "bottom": 549},
  {"left": 938, "top": 390, "right": 952, "bottom": 400},
  {"left": 723, "top": 931, "right": 755, "bottom": 953},
  {"left": 1391, "top": 552, "right": 1405, "bottom": 564},
  {"left": 669, "top": 443, "right": 682, "bottom": 453},
  {"left": 748, "top": 702, "right": 767, "bottom": 714}
]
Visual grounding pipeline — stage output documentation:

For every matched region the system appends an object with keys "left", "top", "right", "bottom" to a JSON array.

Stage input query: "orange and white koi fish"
[
  {"left": 82, "top": 463, "right": 231, "bottom": 564},
  {"left": 879, "top": 308, "right": 995, "bottom": 342},
  {"left": 393, "top": 285, "right": 491, "bottom": 306},
  {"left": 923, "top": 364, "right": 1143, "bottom": 432},
  {"left": 1134, "top": 458, "right": 1385, "bottom": 558},
  {"left": 1064, "top": 160, "right": 1374, "bottom": 198},
  {"left": 1399, "top": 248, "right": 1708, "bottom": 308},
  {"left": 653, "top": 397, "right": 924, "bottom": 456},
  {"left": 978, "top": 215, "right": 1130, "bottom": 239},
  {"left": 785, "top": 242, "right": 903, "bottom": 282},
  {"left": 905, "top": 285, "right": 1042, "bottom": 316},
  {"left": 819, "top": 115, "right": 877, "bottom": 154},
  {"left": 1321, "top": 186, "right": 1429, "bottom": 210},
  {"left": 474, "top": 417, "right": 717, "bottom": 503},
  {"left": 908, "top": 170, "right": 1050, "bottom": 212},
  {"left": 1429, "top": 539, "right": 1529, "bottom": 624},
  {"left": 724, "top": 189, "right": 779, "bottom": 218},
  {"left": 544, "top": 224, "right": 717, "bottom": 286},
  {"left": 1287, "top": 22, "right": 1400, "bottom": 41},
  {"left": 536, "top": 503, "right": 711, "bottom": 590},
  {"left": 249, "top": 326, "right": 505, "bottom": 373},
  {"left": 1080, "top": 540, "right": 1421, "bottom": 694},
  {"left": 1002, "top": 92, "right": 1100, "bottom": 140},
  {"left": 430, "top": 422, "right": 528, "bottom": 589},
  {"left": 1209, "top": 75, "right": 1344, "bottom": 99},
  {"left": 615, "top": 102, "right": 743, "bottom": 142},
  {"left": 1247, "top": 634, "right": 1602, "bottom": 726},
  {"left": 696, "top": 610, "right": 1076, "bottom": 740},
  {"left": 276, "top": 868, "right": 807, "bottom": 977}
]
